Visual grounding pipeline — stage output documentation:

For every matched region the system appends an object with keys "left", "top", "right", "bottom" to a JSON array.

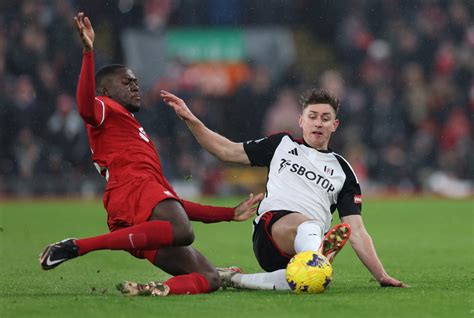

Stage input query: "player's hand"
[
  {"left": 74, "top": 12, "right": 94, "bottom": 51},
  {"left": 160, "top": 90, "right": 198, "bottom": 122},
  {"left": 232, "top": 193, "right": 264, "bottom": 222},
  {"left": 379, "top": 275, "right": 409, "bottom": 288}
]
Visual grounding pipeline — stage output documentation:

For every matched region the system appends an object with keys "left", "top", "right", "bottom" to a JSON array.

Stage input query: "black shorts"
[{"left": 252, "top": 210, "right": 297, "bottom": 272}]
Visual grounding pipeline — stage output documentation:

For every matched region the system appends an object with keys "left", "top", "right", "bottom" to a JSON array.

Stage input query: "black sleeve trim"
[
  {"left": 243, "top": 132, "right": 289, "bottom": 167},
  {"left": 334, "top": 153, "right": 362, "bottom": 217}
]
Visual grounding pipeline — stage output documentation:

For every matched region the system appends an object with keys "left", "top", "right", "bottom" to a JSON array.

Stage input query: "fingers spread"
[
  {"left": 251, "top": 193, "right": 264, "bottom": 205},
  {"left": 160, "top": 90, "right": 181, "bottom": 103}
]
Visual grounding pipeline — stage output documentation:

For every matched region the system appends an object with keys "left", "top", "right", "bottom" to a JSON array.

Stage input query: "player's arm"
[
  {"left": 182, "top": 193, "right": 264, "bottom": 223},
  {"left": 341, "top": 214, "right": 408, "bottom": 288},
  {"left": 161, "top": 90, "right": 250, "bottom": 164},
  {"left": 74, "top": 12, "right": 104, "bottom": 127},
  {"left": 335, "top": 155, "right": 407, "bottom": 288}
]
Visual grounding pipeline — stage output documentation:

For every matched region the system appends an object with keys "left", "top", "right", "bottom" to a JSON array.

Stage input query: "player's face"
[
  {"left": 299, "top": 104, "right": 339, "bottom": 150},
  {"left": 108, "top": 68, "right": 141, "bottom": 113}
]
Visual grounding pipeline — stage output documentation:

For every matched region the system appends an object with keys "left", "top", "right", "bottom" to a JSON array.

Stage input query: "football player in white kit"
[{"left": 161, "top": 88, "right": 407, "bottom": 289}]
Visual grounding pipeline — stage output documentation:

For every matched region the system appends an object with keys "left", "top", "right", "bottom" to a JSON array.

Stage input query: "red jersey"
[
  {"left": 75, "top": 51, "right": 234, "bottom": 225},
  {"left": 86, "top": 96, "right": 168, "bottom": 189},
  {"left": 76, "top": 51, "right": 174, "bottom": 192}
]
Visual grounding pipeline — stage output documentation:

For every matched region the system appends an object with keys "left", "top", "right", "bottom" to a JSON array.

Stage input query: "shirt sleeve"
[
  {"left": 243, "top": 132, "right": 288, "bottom": 167},
  {"left": 76, "top": 51, "right": 105, "bottom": 127},
  {"left": 334, "top": 154, "right": 362, "bottom": 218},
  {"left": 181, "top": 200, "right": 234, "bottom": 223}
]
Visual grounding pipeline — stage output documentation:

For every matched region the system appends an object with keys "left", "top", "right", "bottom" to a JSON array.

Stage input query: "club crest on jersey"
[
  {"left": 354, "top": 194, "right": 362, "bottom": 204},
  {"left": 138, "top": 127, "right": 150, "bottom": 143},
  {"left": 278, "top": 158, "right": 292, "bottom": 173},
  {"left": 324, "top": 166, "right": 334, "bottom": 176}
]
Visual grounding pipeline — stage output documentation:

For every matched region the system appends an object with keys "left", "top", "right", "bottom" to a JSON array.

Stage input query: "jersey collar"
[{"left": 296, "top": 137, "right": 333, "bottom": 153}]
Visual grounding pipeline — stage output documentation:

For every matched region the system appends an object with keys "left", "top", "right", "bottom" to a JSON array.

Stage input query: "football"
[{"left": 286, "top": 251, "right": 333, "bottom": 294}]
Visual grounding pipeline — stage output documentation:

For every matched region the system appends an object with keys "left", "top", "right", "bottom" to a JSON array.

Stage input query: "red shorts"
[{"left": 103, "top": 178, "right": 181, "bottom": 231}]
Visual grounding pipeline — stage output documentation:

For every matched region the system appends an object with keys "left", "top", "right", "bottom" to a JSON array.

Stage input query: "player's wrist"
[
  {"left": 185, "top": 117, "right": 203, "bottom": 131},
  {"left": 185, "top": 115, "right": 200, "bottom": 125}
]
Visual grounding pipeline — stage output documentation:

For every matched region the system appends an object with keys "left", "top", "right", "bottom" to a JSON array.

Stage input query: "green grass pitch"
[{"left": 1, "top": 197, "right": 473, "bottom": 318}]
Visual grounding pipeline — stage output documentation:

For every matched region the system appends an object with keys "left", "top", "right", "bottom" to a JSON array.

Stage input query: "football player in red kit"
[{"left": 39, "top": 12, "right": 263, "bottom": 297}]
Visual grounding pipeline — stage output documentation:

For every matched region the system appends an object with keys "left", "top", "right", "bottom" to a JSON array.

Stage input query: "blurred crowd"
[{"left": 0, "top": 0, "right": 472, "bottom": 198}]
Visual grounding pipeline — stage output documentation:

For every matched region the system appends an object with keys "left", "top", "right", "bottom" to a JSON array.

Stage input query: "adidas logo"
[{"left": 288, "top": 148, "right": 298, "bottom": 156}]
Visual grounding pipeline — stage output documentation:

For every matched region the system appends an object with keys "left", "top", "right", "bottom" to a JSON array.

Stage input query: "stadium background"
[{"left": 0, "top": 0, "right": 472, "bottom": 199}]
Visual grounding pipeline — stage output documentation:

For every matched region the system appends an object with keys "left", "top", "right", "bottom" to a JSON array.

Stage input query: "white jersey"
[{"left": 243, "top": 133, "right": 362, "bottom": 233}]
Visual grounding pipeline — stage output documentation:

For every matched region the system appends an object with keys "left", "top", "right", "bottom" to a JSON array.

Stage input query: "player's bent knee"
[
  {"left": 172, "top": 224, "right": 195, "bottom": 246},
  {"left": 150, "top": 199, "right": 195, "bottom": 246}
]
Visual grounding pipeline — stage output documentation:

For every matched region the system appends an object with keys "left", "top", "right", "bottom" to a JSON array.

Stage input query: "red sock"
[
  {"left": 75, "top": 221, "right": 173, "bottom": 255},
  {"left": 164, "top": 273, "right": 211, "bottom": 295}
]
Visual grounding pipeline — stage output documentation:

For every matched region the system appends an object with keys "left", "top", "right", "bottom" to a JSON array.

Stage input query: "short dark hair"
[
  {"left": 95, "top": 64, "right": 126, "bottom": 94},
  {"left": 300, "top": 88, "right": 340, "bottom": 116}
]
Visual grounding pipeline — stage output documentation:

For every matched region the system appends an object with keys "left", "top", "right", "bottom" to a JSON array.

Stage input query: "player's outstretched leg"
[
  {"left": 319, "top": 223, "right": 351, "bottom": 263},
  {"left": 116, "top": 199, "right": 217, "bottom": 296},
  {"left": 39, "top": 238, "right": 79, "bottom": 270},
  {"left": 117, "top": 245, "right": 220, "bottom": 296},
  {"left": 39, "top": 220, "right": 174, "bottom": 270},
  {"left": 218, "top": 268, "right": 290, "bottom": 290}
]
